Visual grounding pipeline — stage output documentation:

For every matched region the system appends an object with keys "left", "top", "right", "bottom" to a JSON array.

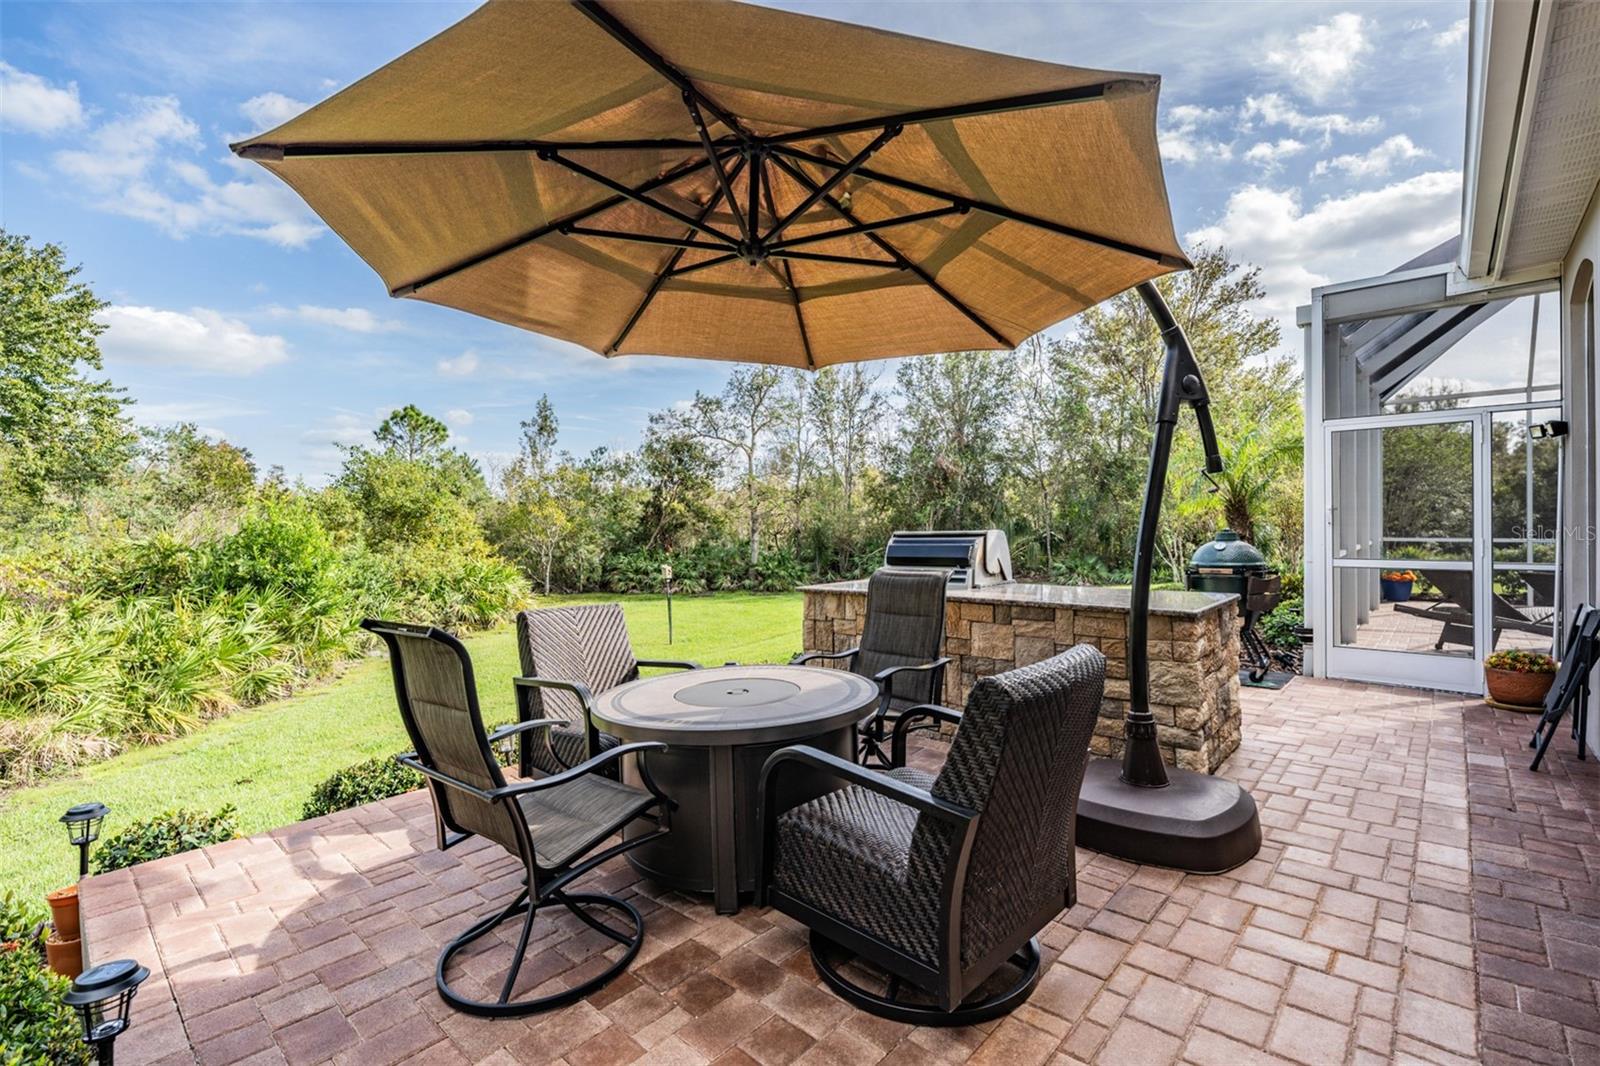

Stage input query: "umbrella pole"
[{"left": 1073, "top": 281, "right": 1262, "bottom": 873}]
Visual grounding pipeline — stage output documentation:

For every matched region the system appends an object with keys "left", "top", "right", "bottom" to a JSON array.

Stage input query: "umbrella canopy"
[{"left": 233, "top": 0, "right": 1189, "bottom": 368}]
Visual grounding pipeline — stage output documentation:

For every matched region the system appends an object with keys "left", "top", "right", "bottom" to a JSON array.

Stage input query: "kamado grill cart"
[{"left": 1186, "top": 530, "right": 1282, "bottom": 684}]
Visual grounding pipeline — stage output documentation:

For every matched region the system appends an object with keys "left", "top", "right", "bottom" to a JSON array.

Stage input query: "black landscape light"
[
  {"left": 64, "top": 958, "right": 149, "bottom": 1066},
  {"left": 61, "top": 802, "right": 109, "bottom": 879}
]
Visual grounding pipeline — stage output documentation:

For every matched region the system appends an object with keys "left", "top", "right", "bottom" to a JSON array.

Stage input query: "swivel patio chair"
[
  {"left": 756, "top": 645, "right": 1104, "bottom": 1025},
  {"left": 515, "top": 603, "right": 699, "bottom": 778},
  {"left": 363, "top": 619, "right": 673, "bottom": 1017},
  {"left": 791, "top": 567, "right": 951, "bottom": 766},
  {"left": 1530, "top": 604, "right": 1598, "bottom": 771}
]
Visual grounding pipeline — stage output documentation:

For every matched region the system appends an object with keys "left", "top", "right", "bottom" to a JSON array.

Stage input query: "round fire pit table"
[{"left": 592, "top": 664, "right": 879, "bottom": 914}]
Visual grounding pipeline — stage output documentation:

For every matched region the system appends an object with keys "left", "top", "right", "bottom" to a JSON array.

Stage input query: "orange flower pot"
[
  {"left": 45, "top": 884, "right": 79, "bottom": 943},
  {"left": 45, "top": 933, "right": 82, "bottom": 979},
  {"left": 1485, "top": 667, "right": 1554, "bottom": 709}
]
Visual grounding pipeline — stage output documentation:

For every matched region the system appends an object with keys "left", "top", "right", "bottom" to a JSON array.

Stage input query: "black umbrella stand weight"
[{"left": 1074, "top": 281, "right": 1263, "bottom": 874}]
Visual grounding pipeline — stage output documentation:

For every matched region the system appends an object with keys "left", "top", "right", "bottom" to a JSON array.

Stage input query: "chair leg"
[
  {"left": 436, "top": 887, "right": 644, "bottom": 1017},
  {"left": 808, "top": 931, "right": 1041, "bottom": 1027}
]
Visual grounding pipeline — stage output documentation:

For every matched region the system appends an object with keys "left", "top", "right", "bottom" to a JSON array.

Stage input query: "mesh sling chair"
[
  {"left": 756, "top": 645, "right": 1104, "bottom": 1025},
  {"left": 363, "top": 619, "right": 672, "bottom": 1017},
  {"left": 1530, "top": 605, "right": 1598, "bottom": 771},
  {"left": 791, "top": 567, "right": 951, "bottom": 766},
  {"left": 515, "top": 604, "right": 699, "bottom": 778}
]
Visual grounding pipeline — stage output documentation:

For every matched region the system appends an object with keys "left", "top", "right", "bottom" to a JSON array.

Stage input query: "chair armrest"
[
  {"left": 492, "top": 741, "right": 671, "bottom": 800},
  {"left": 791, "top": 648, "right": 859, "bottom": 666},
  {"left": 512, "top": 676, "right": 602, "bottom": 771},
  {"left": 869, "top": 657, "right": 953, "bottom": 725},
  {"left": 753, "top": 744, "right": 976, "bottom": 907},
  {"left": 637, "top": 658, "right": 702, "bottom": 671},
  {"left": 889, "top": 703, "right": 962, "bottom": 768},
  {"left": 486, "top": 718, "right": 562, "bottom": 744},
  {"left": 758, "top": 745, "right": 975, "bottom": 826}
]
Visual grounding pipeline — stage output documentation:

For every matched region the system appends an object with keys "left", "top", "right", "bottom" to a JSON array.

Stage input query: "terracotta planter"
[
  {"left": 45, "top": 933, "right": 82, "bottom": 979},
  {"left": 45, "top": 884, "right": 79, "bottom": 943},
  {"left": 1485, "top": 666, "right": 1555, "bottom": 708}
]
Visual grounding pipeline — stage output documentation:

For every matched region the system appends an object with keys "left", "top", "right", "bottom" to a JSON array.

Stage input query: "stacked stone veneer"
[{"left": 800, "top": 584, "right": 1243, "bottom": 773}]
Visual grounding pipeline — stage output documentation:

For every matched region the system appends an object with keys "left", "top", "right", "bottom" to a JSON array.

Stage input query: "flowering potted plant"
[
  {"left": 1380, "top": 570, "right": 1418, "bottom": 602},
  {"left": 1484, "top": 649, "right": 1557, "bottom": 708}
]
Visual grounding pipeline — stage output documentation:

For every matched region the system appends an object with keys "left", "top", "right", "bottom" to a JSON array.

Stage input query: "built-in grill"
[
  {"left": 1186, "top": 529, "right": 1282, "bottom": 682},
  {"left": 884, "top": 530, "right": 1014, "bottom": 589}
]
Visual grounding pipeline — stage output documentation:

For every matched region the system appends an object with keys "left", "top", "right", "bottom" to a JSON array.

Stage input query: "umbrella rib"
[
  {"left": 767, "top": 153, "right": 1013, "bottom": 349},
  {"left": 606, "top": 156, "right": 747, "bottom": 354},
  {"left": 772, "top": 145, "right": 1186, "bottom": 268},
  {"left": 762, "top": 79, "right": 1152, "bottom": 145},
  {"left": 390, "top": 153, "right": 723, "bottom": 297},
  {"left": 765, "top": 205, "right": 969, "bottom": 252},
  {"left": 760, "top": 176, "right": 815, "bottom": 369},
  {"left": 572, "top": 0, "right": 751, "bottom": 140},
  {"left": 762, "top": 124, "right": 902, "bottom": 245},
  {"left": 562, "top": 226, "right": 729, "bottom": 252},
  {"left": 233, "top": 138, "right": 718, "bottom": 160},
  {"left": 666, "top": 253, "right": 740, "bottom": 278},
  {"left": 768, "top": 250, "right": 901, "bottom": 268},
  {"left": 685, "top": 95, "right": 753, "bottom": 249},
  {"left": 539, "top": 150, "right": 741, "bottom": 249}
]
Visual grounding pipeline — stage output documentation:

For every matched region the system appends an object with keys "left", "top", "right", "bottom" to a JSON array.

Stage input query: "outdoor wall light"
[
  {"left": 61, "top": 802, "right": 109, "bottom": 879},
  {"left": 63, "top": 958, "right": 148, "bottom": 1066},
  {"left": 1530, "top": 420, "right": 1569, "bottom": 439}
]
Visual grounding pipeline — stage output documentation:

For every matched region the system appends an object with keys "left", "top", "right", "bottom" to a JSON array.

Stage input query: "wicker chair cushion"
[
  {"left": 517, "top": 604, "right": 640, "bottom": 724},
  {"left": 516, "top": 773, "right": 656, "bottom": 869},
  {"left": 854, "top": 569, "right": 948, "bottom": 709},
  {"left": 772, "top": 765, "right": 944, "bottom": 966}
]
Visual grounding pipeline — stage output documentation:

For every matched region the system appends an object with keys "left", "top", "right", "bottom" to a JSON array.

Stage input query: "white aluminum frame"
[{"left": 1304, "top": 264, "right": 1563, "bottom": 693}]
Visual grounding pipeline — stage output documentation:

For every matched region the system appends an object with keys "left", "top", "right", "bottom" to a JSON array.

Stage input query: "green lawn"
[{"left": 0, "top": 592, "right": 803, "bottom": 902}]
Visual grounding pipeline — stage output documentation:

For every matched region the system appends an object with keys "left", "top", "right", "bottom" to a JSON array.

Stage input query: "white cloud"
[
  {"left": 1260, "top": 12, "right": 1371, "bottom": 103},
  {"left": 0, "top": 63, "right": 85, "bottom": 134},
  {"left": 97, "top": 305, "right": 291, "bottom": 374},
  {"left": 1186, "top": 169, "right": 1462, "bottom": 324},
  {"left": 44, "top": 95, "right": 321, "bottom": 248},
  {"left": 273, "top": 305, "right": 404, "bottom": 333},
  {"left": 1159, "top": 104, "right": 1232, "bottom": 165},
  {"left": 1243, "top": 138, "right": 1306, "bottom": 173},
  {"left": 444, "top": 408, "right": 474, "bottom": 428},
  {"left": 1240, "top": 93, "right": 1381, "bottom": 146},
  {"left": 1312, "top": 134, "right": 1430, "bottom": 179},
  {"left": 239, "top": 91, "right": 306, "bottom": 131},
  {"left": 1434, "top": 19, "right": 1468, "bottom": 49},
  {"left": 133, "top": 399, "right": 263, "bottom": 424},
  {"left": 437, "top": 350, "right": 480, "bottom": 376}
]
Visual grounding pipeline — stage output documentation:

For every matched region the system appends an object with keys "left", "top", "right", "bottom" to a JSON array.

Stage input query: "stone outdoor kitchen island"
[{"left": 801, "top": 580, "right": 1243, "bottom": 772}]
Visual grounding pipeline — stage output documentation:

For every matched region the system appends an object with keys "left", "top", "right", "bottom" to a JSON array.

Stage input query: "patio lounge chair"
[
  {"left": 756, "top": 645, "right": 1103, "bottom": 1024},
  {"left": 1392, "top": 568, "right": 1555, "bottom": 651},
  {"left": 362, "top": 619, "right": 673, "bottom": 1017},
  {"left": 791, "top": 567, "right": 952, "bottom": 766},
  {"left": 515, "top": 604, "right": 699, "bottom": 778},
  {"left": 1530, "top": 604, "right": 1598, "bottom": 771}
]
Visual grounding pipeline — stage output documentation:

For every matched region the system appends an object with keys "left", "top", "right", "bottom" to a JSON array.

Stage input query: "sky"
[{"left": 0, "top": 0, "right": 1472, "bottom": 482}]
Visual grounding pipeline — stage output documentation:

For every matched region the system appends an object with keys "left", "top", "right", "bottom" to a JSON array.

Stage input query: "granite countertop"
[{"left": 797, "top": 579, "right": 1236, "bottom": 619}]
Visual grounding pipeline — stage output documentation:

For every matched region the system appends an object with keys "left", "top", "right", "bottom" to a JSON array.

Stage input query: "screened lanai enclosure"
[{"left": 1303, "top": 239, "right": 1565, "bottom": 692}]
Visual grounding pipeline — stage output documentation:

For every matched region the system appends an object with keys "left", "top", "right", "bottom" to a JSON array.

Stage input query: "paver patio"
[{"left": 80, "top": 677, "right": 1599, "bottom": 1066}]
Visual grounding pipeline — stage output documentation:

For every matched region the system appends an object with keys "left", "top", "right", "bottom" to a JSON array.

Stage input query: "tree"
[
  {"left": 683, "top": 366, "right": 791, "bottom": 564},
  {"left": 880, "top": 351, "right": 1015, "bottom": 529},
  {"left": 0, "top": 230, "right": 133, "bottom": 501},
  {"left": 135, "top": 424, "right": 257, "bottom": 513},
  {"left": 636, "top": 412, "right": 721, "bottom": 554},
  {"left": 374, "top": 404, "right": 449, "bottom": 461},
  {"left": 809, "top": 363, "right": 881, "bottom": 518}
]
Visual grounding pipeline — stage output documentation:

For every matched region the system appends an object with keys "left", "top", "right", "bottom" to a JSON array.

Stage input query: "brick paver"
[{"left": 79, "top": 678, "right": 1600, "bottom": 1065}]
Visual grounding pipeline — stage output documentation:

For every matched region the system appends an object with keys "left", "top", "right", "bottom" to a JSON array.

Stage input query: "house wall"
[{"left": 1562, "top": 180, "right": 1600, "bottom": 756}]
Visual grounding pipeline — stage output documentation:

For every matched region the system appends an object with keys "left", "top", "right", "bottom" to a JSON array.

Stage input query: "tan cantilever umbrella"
[{"left": 232, "top": 0, "right": 1187, "bottom": 368}]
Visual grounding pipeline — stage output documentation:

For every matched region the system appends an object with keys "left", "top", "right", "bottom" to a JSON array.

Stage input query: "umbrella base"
[{"left": 1075, "top": 757, "right": 1261, "bottom": 873}]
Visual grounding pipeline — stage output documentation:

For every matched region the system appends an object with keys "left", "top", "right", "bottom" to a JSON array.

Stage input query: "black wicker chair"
[
  {"left": 791, "top": 567, "right": 951, "bottom": 766},
  {"left": 363, "top": 619, "right": 672, "bottom": 1017},
  {"left": 756, "top": 645, "right": 1104, "bottom": 1025},
  {"left": 515, "top": 603, "right": 699, "bottom": 778}
]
